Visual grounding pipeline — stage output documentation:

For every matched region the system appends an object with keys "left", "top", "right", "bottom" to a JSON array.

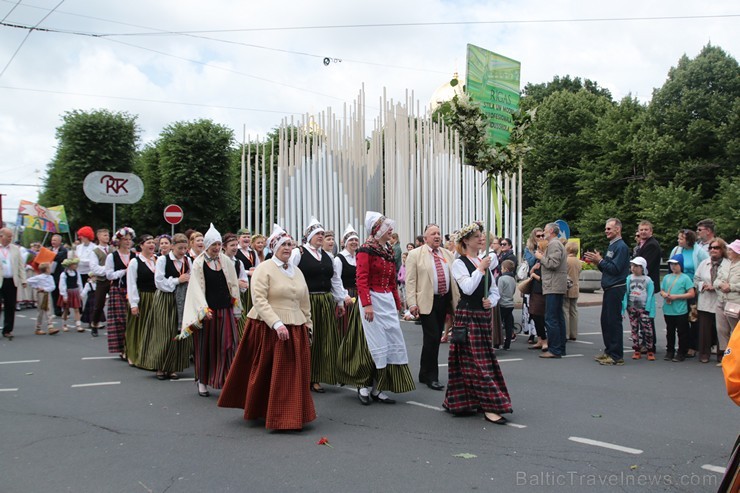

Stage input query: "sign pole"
[
  {"left": 113, "top": 203, "right": 116, "bottom": 232},
  {"left": 171, "top": 223, "right": 174, "bottom": 237}
]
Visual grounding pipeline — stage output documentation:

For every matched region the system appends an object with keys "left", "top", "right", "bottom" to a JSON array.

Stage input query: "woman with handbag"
[
  {"left": 527, "top": 240, "right": 548, "bottom": 352},
  {"left": 715, "top": 239, "right": 740, "bottom": 366},
  {"left": 443, "top": 222, "right": 512, "bottom": 425}
]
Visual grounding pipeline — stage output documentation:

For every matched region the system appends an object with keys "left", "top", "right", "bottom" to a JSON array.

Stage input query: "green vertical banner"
[{"left": 465, "top": 44, "right": 521, "bottom": 146}]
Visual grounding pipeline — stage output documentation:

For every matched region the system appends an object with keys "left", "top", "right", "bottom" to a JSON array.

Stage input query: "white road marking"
[
  {"left": 562, "top": 354, "right": 584, "bottom": 358},
  {"left": 16, "top": 314, "right": 26, "bottom": 318},
  {"left": 438, "top": 363, "right": 448, "bottom": 367},
  {"left": 570, "top": 340, "right": 594, "bottom": 345},
  {"left": 701, "top": 464, "right": 726, "bottom": 474},
  {"left": 498, "top": 358, "right": 523, "bottom": 362},
  {"left": 0, "top": 388, "right": 19, "bottom": 392},
  {"left": 406, "top": 401, "right": 444, "bottom": 411},
  {"left": 71, "top": 381, "right": 121, "bottom": 388},
  {"left": 170, "top": 377, "right": 195, "bottom": 382},
  {"left": 578, "top": 331, "right": 630, "bottom": 336},
  {"left": 568, "top": 436, "right": 643, "bottom": 454},
  {"left": 81, "top": 356, "right": 118, "bottom": 360},
  {"left": 506, "top": 423, "right": 527, "bottom": 428},
  {"left": 0, "top": 359, "right": 40, "bottom": 365}
]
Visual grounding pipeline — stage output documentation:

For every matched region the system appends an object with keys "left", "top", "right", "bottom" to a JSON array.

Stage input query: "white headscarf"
[
  {"left": 268, "top": 224, "right": 292, "bottom": 252},
  {"left": 342, "top": 223, "right": 359, "bottom": 245},
  {"left": 364, "top": 211, "right": 395, "bottom": 240},
  {"left": 303, "top": 216, "right": 324, "bottom": 244},
  {"left": 203, "top": 223, "right": 222, "bottom": 250}
]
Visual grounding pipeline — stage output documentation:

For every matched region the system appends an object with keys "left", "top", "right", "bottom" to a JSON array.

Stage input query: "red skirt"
[
  {"left": 57, "top": 288, "right": 82, "bottom": 310},
  {"left": 192, "top": 307, "right": 239, "bottom": 389},
  {"left": 218, "top": 319, "right": 316, "bottom": 430}
]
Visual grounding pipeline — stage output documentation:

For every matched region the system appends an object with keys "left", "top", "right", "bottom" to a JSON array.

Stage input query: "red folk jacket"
[{"left": 356, "top": 251, "right": 401, "bottom": 310}]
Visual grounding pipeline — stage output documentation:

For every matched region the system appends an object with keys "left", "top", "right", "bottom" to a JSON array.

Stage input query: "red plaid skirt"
[
  {"left": 218, "top": 319, "right": 316, "bottom": 430},
  {"left": 443, "top": 306, "right": 512, "bottom": 415},
  {"left": 107, "top": 285, "right": 129, "bottom": 354},
  {"left": 57, "top": 288, "right": 82, "bottom": 310}
]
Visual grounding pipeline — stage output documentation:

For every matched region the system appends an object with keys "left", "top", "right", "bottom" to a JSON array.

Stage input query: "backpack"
[{"left": 516, "top": 261, "right": 530, "bottom": 281}]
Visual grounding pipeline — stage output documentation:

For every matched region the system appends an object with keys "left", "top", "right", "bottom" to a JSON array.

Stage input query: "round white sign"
[{"left": 83, "top": 171, "right": 144, "bottom": 204}]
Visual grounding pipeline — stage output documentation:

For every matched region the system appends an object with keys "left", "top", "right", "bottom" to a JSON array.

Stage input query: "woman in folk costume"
[
  {"left": 179, "top": 224, "right": 242, "bottom": 397},
  {"left": 235, "top": 228, "right": 255, "bottom": 316},
  {"left": 187, "top": 231, "right": 204, "bottom": 261},
  {"left": 355, "top": 211, "right": 415, "bottom": 405},
  {"left": 443, "top": 222, "right": 512, "bottom": 425},
  {"left": 222, "top": 233, "right": 250, "bottom": 339},
  {"left": 289, "top": 216, "right": 346, "bottom": 393},
  {"left": 126, "top": 235, "right": 158, "bottom": 369},
  {"left": 336, "top": 224, "right": 375, "bottom": 390},
  {"left": 219, "top": 225, "right": 316, "bottom": 430},
  {"left": 105, "top": 227, "right": 136, "bottom": 359},
  {"left": 148, "top": 233, "right": 193, "bottom": 380},
  {"left": 58, "top": 258, "right": 84, "bottom": 332}
]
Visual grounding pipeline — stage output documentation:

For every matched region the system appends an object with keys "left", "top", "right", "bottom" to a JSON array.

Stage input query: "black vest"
[
  {"left": 337, "top": 253, "right": 356, "bottom": 290},
  {"left": 233, "top": 258, "right": 242, "bottom": 277},
  {"left": 204, "top": 263, "right": 231, "bottom": 309},
  {"left": 235, "top": 249, "right": 253, "bottom": 271},
  {"left": 65, "top": 271, "right": 79, "bottom": 290},
  {"left": 136, "top": 256, "right": 156, "bottom": 293},
  {"left": 164, "top": 255, "right": 190, "bottom": 279},
  {"left": 297, "top": 247, "right": 333, "bottom": 293},
  {"left": 457, "top": 256, "right": 491, "bottom": 310},
  {"left": 112, "top": 251, "right": 136, "bottom": 288}
]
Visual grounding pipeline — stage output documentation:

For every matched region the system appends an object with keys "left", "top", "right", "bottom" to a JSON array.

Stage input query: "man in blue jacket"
[{"left": 585, "top": 218, "right": 630, "bottom": 366}]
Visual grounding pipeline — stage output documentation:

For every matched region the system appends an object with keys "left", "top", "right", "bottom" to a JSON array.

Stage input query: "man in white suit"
[
  {"left": 406, "top": 224, "right": 459, "bottom": 390},
  {"left": 1, "top": 228, "right": 27, "bottom": 339}
]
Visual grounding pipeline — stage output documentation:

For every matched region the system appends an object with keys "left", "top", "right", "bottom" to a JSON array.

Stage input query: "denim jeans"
[{"left": 545, "top": 293, "right": 566, "bottom": 356}]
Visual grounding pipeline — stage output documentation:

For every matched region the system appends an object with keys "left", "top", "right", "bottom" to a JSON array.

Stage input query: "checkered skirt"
[
  {"left": 443, "top": 306, "right": 512, "bottom": 414},
  {"left": 107, "top": 285, "right": 129, "bottom": 354},
  {"left": 57, "top": 288, "right": 82, "bottom": 310},
  {"left": 218, "top": 319, "right": 316, "bottom": 430}
]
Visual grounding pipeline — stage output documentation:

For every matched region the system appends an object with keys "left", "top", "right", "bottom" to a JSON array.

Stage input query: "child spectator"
[
  {"left": 58, "top": 258, "right": 84, "bottom": 332},
  {"left": 497, "top": 259, "right": 517, "bottom": 350},
  {"left": 660, "top": 254, "right": 696, "bottom": 362},
  {"left": 564, "top": 241, "right": 581, "bottom": 341},
  {"left": 622, "top": 257, "right": 656, "bottom": 361},
  {"left": 26, "top": 262, "right": 56, "bottom": 335}
]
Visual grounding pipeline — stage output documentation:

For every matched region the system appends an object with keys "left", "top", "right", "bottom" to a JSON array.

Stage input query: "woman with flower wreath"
[
  {"left": 354, "top": 211, "right": 415, "bottom": 405},
  {"left": 443, "top": 222, "right": 512, "bottom": 425},
  {"left": 104, "top": 227, "right": 136, "bottom": 360},
  {"left": 179, "top": 224, "right": 242, "bottom": 397}
]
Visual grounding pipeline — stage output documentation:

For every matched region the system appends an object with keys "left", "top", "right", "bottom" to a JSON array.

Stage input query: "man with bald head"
[
  {"left": 0, "top": 228, "right": 27, "bottom": 339},
  {"left": 405, "top": 224, "right": 459, "bottom": 390}
]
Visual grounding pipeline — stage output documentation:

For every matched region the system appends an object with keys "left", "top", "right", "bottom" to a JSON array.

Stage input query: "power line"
[
  {"left": 0, "top": 0, "right": 64, "bottom": 78},
  {"left": 0, "top": 0, "right": 22, "bottom": 23},
  {"left": 0, "top": 183, "right": 41, "bottom": 187},
  {"left": 95, "top": 13, "right": 740, "bottom": 36},
  {"left": 0, "top": 85, "right": 303, "bottom": 114}
]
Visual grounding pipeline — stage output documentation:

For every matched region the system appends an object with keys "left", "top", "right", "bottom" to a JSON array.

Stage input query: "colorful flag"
[{"left": 17, "top": 200, "right": 67, "bottom": 233}]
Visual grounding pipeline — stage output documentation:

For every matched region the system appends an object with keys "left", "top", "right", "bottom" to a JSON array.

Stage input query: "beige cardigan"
[{"left": 247, "top": 259, "right": 313, "bottom": 329}]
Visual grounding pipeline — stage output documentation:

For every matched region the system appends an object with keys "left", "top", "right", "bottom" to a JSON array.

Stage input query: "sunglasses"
[
  {"left": 536, "top": 234, "right": 545, "bottom": 238},
  {"left": 501, "top": 243, "right": 509, "bottom": 246},
  {"left": 709, "top": 246, "right": 721, "bottom": 250}
]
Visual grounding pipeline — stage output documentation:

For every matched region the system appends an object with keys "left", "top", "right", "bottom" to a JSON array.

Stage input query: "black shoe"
[
  {"left": 357, "top": 388, "right": 371, "bottom": 405},
  {"left": 664, "top": 353, "right": 674, "bottom": 362},
  {"left": 427, "top": 381, "right": 445, "bottom": 391},
  {"left": 91, "top": 327, "right": 98, "bottom": 337},
  {"left": 484, "top": 414, "right": 508, "bottom": 425},
  {"left": 198, "top": 390, "right": 210, "bottom": 397},
  {"left": 371, "top": 392, "right": 396, "bottom": 404}
]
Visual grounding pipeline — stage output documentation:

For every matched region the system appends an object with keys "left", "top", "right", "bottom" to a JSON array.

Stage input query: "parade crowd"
[{"left": 1, "top": 213, "right": 738, "bottom": 431}]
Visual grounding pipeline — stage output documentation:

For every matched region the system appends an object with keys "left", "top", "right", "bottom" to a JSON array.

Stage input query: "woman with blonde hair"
[
  {"left": 523, "top": 227, "right": 545, "bottom": 344},
  {"left": 187, "top": 231, "right": 204, "bottom": 260},
  {"left": 564, "top": 241, "right": 581, "bottom": 341}
]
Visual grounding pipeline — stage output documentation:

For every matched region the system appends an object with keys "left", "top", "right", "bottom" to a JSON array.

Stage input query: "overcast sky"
[{"left": 0, "top": 0, "right": 738, "bottom": 218}]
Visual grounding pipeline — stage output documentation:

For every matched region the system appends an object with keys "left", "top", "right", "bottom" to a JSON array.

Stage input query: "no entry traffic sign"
[{"left": 163, "top": 204, "right": 184, "bottom": 225}]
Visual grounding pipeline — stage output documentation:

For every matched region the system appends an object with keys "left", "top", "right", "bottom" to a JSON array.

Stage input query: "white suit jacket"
[
  {"left": 405, "top": 245, "right": 459, "bottom": 315},
  {"left": 0, "top": 243, "right": 27, "bottom": 289}
]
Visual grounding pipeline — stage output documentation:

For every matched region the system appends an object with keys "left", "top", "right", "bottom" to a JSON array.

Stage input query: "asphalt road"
[{"left": 0, "top": 306, "right": 735, "bottom": 493}]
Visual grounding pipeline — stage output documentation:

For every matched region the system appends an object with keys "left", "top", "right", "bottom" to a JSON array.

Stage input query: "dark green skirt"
[
  {"left": 336, "top": 301, "right": 374, "bottom": 386},
  {"left": 125, "top": 291, "right": 155, "bottom": 368},
  {"left": 310, "top": 292, "right": 340, "bottom": 384},
  {"left": 140, "top": 290, "right": 192, "bottom": 372},
  {"left": 238, "top": 288, "right": 252, "bottom": 340}
]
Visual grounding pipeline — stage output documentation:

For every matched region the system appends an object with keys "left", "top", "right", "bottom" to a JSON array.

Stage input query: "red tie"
[{"left": 433, "top": 250, "right": 447, "bottom": 296}]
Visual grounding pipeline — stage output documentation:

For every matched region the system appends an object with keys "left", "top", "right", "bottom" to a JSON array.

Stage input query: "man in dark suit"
[{"left": 49, "top": 234, "right": 67, "bottom": 317}]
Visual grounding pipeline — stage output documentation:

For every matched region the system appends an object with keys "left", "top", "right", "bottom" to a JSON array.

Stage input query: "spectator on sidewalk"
[
  {"left": 585, "top": 218, "right": 630, "bottom": 366},
  {"left": 695, "top": 219, "right": 717, "bottom": 254},
  {"left": 536, "top": 223, "right": 568, "bottom": 359},
  {"left": 564, "top": 241, "right": 581, "bottom": 341},
  {"left": 694, "top": 238, "right": 729, "bottom": 363},
  {"left": 660, "top": 254, "right": 696, "bottom": 362}
]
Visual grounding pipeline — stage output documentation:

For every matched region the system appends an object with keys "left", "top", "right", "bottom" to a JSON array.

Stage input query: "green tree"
[
  {"left": 40, "top": 109, "right": 139, "bottom": 230},
  {"left": 126, "top": 144, "right": 164, "bottom": 234},
  {"left": 521, "top": 75, "right": 612, "bottom": 111},
  {"left": 158, "top": 119, "right": 236, "bottom": 232}
]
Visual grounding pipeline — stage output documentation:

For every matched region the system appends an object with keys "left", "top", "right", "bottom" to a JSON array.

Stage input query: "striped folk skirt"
[
  {"left": 57, "top": 288, "right": 82, "bottom": 310},
  {"left": 125, "top": 291, "right": 156, "bottom": 368},
  {"left": 443, "top": 306, "right": 512, "bottom": 415},
  {"left": 107, "top": 284, "right": 128, "bottom": 354},
  {"left": 336, "top": 300, "right": 375, "bottom": 387},
  {"left": 193, "top": 307, "right": 239, "bottom": 389},
  {"left": 237, "top": 288, "right": 252, "bottom": 340},
  {"left": 218, "top": 319, "right": 316, "bottom": 430},
  {"left": 140, "top": 290, "right": 192, "bottom": 373},
  {"left": 338, "top": 287, "right": 357, "bottom": 340},
  {"left": 309, "top": 292, "right": 340, "bottom": 385}
]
